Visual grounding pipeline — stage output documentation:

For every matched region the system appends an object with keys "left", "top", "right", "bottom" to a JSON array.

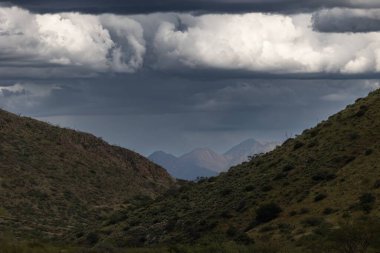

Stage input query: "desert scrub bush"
[
  {"left": 220, "top": 188, "right": 232, "bottom": 196},
  {"left": 312, "top": 171, "right": 336, "bottom": 182},
  {"left": 255, "top": 203, "right": 282, "bottom": 224},
  {"left": 244, "top": 185, "right": 255, "bottom": 192},
  {"left": 359, "top": 193, "right": 376, "bottom": 213},
  {"left": 354, "top": 105, "right": 369, "bottom": 117},
  {"left": 293, "top": 141, "right": 304, "bottom": 150},
  {"left": 365, "top": 149, "right": 373, "bottom": 156},
  {"left": 314, "top": 193, "right": 327, "bottom": 202},
  {"left": 373, "top": 179, "right": 380, "bottom": 189},
  {"left": 302, "top": 217, "right": 323, "bottom": 227},
  {"left": 299, "top": 208, "right": 310, "bottom": 215},
  {"left": 261, "top": 185, "right": 273, "bottom": 192},
  {"left": 282, "top": 163, "right": 295, "bottom": 172},
  {"left": 348, "top": 132, "right": 360, "bottom": 141},
  {"left": 322, "top": 208, "right": 334, "bottom": 215},
  {"left": 85, "top": 232, "right": 100, "bottom": 245}
]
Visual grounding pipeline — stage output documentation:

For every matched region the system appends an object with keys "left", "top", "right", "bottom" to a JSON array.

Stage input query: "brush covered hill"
[
  {"left": 0, "top": 109, "right": 174, "bottom": 240},
  {"left": 102, "top": 89, "right": 380, "bottom": 248}
]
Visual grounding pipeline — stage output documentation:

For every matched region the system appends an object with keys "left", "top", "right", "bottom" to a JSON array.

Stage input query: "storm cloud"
[
  {"left": 0, "top": 6, "right": 145, "bottom": 77},
  {"left": 8, "top": 0, "right": 380, "bottom": 15},
  {"left": 313, "top": 8, "right": 380, "bottom": 33},
  {"left": 1, "top": 7, "right": 380, "bottom": 77}
]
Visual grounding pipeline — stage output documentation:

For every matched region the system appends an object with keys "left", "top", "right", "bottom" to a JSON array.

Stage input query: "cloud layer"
[
  {"left": 1, "top": 6, "right": 380, "bottom": 77},
  {"left": 0, "top": 6, "right": 145, "bottom": 75},
  {"left": 154, "top": 13, "right": 380, "bottom": 75},
  {"left": 9, "top": 0, "right": 380, "bottom": 15},
  {"left": 312, "top": 8, "right": 380, "bottom": 33}
]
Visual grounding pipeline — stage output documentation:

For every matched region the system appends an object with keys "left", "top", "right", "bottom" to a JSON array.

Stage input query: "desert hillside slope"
[
  {"left": 103, "top": 89, "right": 380, "bottom": 247},
  {"left": 0, "top": 109, "right": 174, "bottom": 239}
]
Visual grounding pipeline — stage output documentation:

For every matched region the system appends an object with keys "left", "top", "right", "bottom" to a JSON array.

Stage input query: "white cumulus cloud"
[
  {"left": 1, "top": 6, "right": 380, "bottom": 77},
  {"left": 0, "top": 6, "right": 145, "bottom": 75},
  {"left": 153, "top": 12, "right": 380, "bottom": 74}
]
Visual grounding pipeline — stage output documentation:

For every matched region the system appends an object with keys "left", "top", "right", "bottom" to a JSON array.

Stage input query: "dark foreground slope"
[
  {"left": 103, "top": 89, "right": 380, "bottom": 247},
  {"left": 0, "top": 109, "right": 174, "bottom": 239}
]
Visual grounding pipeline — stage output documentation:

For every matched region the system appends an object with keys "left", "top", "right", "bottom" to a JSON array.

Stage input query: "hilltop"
[
  {"left": 102, "top": 89, "right": 380, "bottom": 249},
  {"left": 0, "top": 109, "right": 175, "bottom": 240}
]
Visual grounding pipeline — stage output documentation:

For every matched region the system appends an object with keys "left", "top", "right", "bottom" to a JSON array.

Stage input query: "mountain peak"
[{"left": 149, "top": 150, "right": 177, "bottom": 159}]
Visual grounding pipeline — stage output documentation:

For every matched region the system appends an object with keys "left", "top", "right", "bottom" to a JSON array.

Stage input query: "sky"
[{"left": 0, "top": 1, "right": 379, "bottom": 156}]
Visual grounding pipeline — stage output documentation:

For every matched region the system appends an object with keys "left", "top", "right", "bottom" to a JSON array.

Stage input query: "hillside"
[
  {"left": 149, "top": 140, "right": 278, "bottom": 180},
  {"left": 101, "top": 89, "right": 380, "bottom": 249},
  {"left": 0, "top": 109, "right": 174, "bottom": 240}
]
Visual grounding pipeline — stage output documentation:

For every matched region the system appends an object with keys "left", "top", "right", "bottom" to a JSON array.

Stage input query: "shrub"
[
  {"left": 244, "top": 185, "right": 255, "bottom": 191},
  {"left": 261, "top": 185, "right": 273, "bottom": 192},
  {"left": 365, "top": 149, "right": 373, "bottom": 156},
  {"left": 302, "top": 217, "right": 323, "bottom": 227},
  {"left": 359, "top": 193, "right": 376, "bottom": 213},
  {"left": 354, "top": 105, "right": 369, "bottom": 117},
  {"left": 314, "top": 193, "right": 327, "bottom": 202},
  {"left": 348, "top": 132, "right": 359, "bottom": 140},
  {"left": 273, "top": 172, "right": 287, "bottom": 181},
  {"left": 312, "top": 171, "right": 337, "bottom": 182},
  {"left": 220, "top": 188, "right": 233, "bottom": 196},
  {"left": 256, "top": 203, "right": 282, "bottom": 224},
  {"left": 299, "top": 208, "right": 310, "bottom": 215},
  {"left": 282, "top": 164, "right": 295, "bottom": 172},
  {"left": 323, "top": 208, "right": 334, "bottom": 215},
  {"left": 86, "top": 232, "right": 99, "bottom": 245},
  {"left": 234, "top": 233, "right": 254, "bottom": 245},
  {"left": 373, "top": 180, "right": 380, "bottom": 189},
  {"left": 226, "top": 226, "right": 238, "bottom": 237},
  {"left": 293, "top": 141, "right": 304, "bottom": 150},
  {"left": 236, "top": 200, "right": 247, "bottom": 212}
]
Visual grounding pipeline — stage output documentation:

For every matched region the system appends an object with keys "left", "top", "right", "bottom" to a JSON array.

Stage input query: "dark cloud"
[
  {"left": 313, "top": 9, "right": 380, "bottom": 33},
  {"left": 3, "top": 77, "right": 378, "bottom": 155},
  {"left": 8, "top": 0, "right": 380, "bottom": 14}
]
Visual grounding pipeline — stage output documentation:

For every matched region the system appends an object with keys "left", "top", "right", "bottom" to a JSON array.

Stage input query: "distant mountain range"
[{"left": 149, "top": 139, "right": 279, "bottom": 180}]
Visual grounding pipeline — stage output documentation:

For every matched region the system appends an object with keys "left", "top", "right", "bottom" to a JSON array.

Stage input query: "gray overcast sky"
[{"left": 0, "top": 1, "right": 379, "bottom": 156}]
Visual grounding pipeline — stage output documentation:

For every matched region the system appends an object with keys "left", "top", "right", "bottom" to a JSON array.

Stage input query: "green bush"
[
  {"left": 373, "top": 180, "right": 380, "bottom": 189},
  {"left": 282, "top": 164, "right": 295, "bottom": 172},
  {"left": 255, "top": 203, "right": 282, "bottom": 224},
  {"left": 86, "top": 232, "right": 99, "bottom": 245},
  {"left": 302, "top": 217, "right": 323, "bottom": 227},
  {"left": 312, "top": 172, "right": 336, "bottom": 182},
  {"left": 314, "top": 193, "right": 327, "bottom": 202},
  {"left": 359, "top": 193, "right": 376, "bottom": 213},
  {"left": 322, "top": 208, "right": 334, "bottom": 215}
]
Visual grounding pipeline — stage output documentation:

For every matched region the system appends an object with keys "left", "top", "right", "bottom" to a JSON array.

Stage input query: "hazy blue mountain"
[
  {"left": 179, "top": 148, "right": 229, "bottom": 172},
  {"left": 149, "top": 151, "right": 218, "bottom": 180},
  {"left": 224, "top": 138, "right": 279, "bottom": 166},
  {"left": 149, "top": 139, "right": 279, "bottom": 180}
]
